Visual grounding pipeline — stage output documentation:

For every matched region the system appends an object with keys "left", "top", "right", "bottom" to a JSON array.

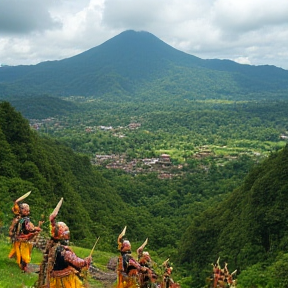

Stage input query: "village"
[
  {"left": 92, "top": 152, "right": 180, "bottom": 179},
  {"left": 28, "top": 117, "right": 277, "bottom": 178}
]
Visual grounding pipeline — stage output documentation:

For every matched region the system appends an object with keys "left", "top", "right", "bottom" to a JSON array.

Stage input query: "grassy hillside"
[
  {"left": 0, "top": 235, "right": 114, "bottom": 288},
  {"left": 0, "top": 236, "right": 41, "bottom": 288}
]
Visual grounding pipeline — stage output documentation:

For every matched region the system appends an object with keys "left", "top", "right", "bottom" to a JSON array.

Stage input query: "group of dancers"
[
  {"left": 117, "top": 226, "right": 177, "bottom": 288},
  {"left": 8, "top": 192, "right": 91, "bottom": 287},
  {"left": 7, "top": 191, "right": 177, "bottom": 288},
  {"left": 207, "top": 258, "right": 237, "bottom": 288}
]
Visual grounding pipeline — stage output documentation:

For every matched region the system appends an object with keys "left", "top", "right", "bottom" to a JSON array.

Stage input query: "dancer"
[
  {"left": 117, "top": 226, "right": 147, "bottom": 288},
  {"left": 8, "top": 191, "right": 43, "bottom": 272},
  {"left": 37, "top": 198, "right": 92, "bottom": 288},
  {"left": 161, "top": 259, "right": 175, "bottom": 288},
  {"left": 137, "top": 238, "right": 158, "bottom": 288}
]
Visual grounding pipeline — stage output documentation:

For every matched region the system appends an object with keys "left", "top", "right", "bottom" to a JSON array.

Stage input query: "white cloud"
[
  {"left": 0, "top": 0, "right": 61, "bottom": 34},
  {"left": 234, "top": 57, "right": 251, "bottom": 65}
]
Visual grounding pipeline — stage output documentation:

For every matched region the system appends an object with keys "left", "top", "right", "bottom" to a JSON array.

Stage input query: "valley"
[
  {"left": 28, "top": 98, "right": 288, "bottom": 177},
  {"left": 1, "top": 29, "right": 288, "bottom": 288}
]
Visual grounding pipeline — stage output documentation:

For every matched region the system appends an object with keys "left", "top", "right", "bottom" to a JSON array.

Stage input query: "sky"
[{"left": 0, "top": 0, "right": 288, "bottom": 70}]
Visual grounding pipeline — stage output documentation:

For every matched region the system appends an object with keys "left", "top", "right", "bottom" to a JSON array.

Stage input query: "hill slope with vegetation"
[
  {"left": 0, "top": 101, "right": 137, "bottom": 249},
  {"left": 1, "top": 101, "right": 288, "bottom": 288},
  {"left": 0, "top": 30, "right": 288, "bottom": 101},
  {"left": 0, "top": 101, "right": 255, "bottom": 252},
  {"left": 179, "top": 144, "right": 288, "bottom": 287}
]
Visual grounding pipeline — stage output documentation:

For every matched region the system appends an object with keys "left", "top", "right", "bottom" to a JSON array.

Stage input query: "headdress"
[
  {"left": 49, "top": 198, "right": 69, "bottom": 240},
  {"left": 137, "top": 238, "right": 148, "bottom": 256},
  {"left": 121, "top": 240, "right": 131, "bottom": 252},
  {"left": 118, "top": 226, "right": 126, "bottom": 250},
  {"left": 12, "top": 191, "right": 31, "bottom": 215},
  {"left": 118, "top": 226, "right": 131, "bottom": 252},
  {"left": 162, "top": 258, "right": 170, "bottom": 267}
]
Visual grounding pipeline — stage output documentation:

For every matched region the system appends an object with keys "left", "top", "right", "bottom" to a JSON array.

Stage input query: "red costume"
[
  {"left": 211, "top": 258, "right": 237, "bottom": 288},
  {"left": 161, "top": 259, "right": 175, "bottom": 288},
  {"left": 137, "top": 239, "right": 158, "bottom": 288},
  {"left": 117, "top": 226, "right": 145, "bottom": 288},
  {"left": 37, "top": 198, "right": 92, "bottom": 288}
]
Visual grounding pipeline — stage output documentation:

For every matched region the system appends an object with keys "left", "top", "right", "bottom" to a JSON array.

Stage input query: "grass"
[
  {"left": 0, "top": 237, "right": 39, "bottom": 288},
  {"left": 71, "top": 245, "right": 117, "bottom": 272},
  {"left": 155, "top": 139, "right": 287, "bottom": 164},
  {"left": 0, "top": 235, "right": 185, "bottom": 288},
  {"left": 0, "top": 236, "right": 117, "bottom": 288}
]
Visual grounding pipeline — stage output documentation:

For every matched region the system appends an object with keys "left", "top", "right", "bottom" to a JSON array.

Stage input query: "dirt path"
[
  {"left": 89, "top": 265, "right": 117, "bottom": 287},
  {"left": 27, "top": 262, "right": 117, "bottom": 288}
]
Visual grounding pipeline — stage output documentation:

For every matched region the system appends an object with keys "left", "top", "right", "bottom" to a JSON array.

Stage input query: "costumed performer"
[
  {"left": 117, "top": 226, "right": 147, "bottom": 288},
  {"left": 36, "top": 198, "right": 92, "bottom": 288},
  {"left": 137, "top": 238, "right": 158, "bottom": 288},
  {"left": 161, "top": 259, "right": 174, "bottom": 288},
  {"left": 8, "top": 191, "right": 43, "bottom": 272}
]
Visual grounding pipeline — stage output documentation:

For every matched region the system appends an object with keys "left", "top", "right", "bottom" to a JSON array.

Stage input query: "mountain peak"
[
  {"left": 87, "top": 29, "right": 183, "bottom": 58},
  {"left": 0, "top": 30, "right": 287, "bottom": 99}
]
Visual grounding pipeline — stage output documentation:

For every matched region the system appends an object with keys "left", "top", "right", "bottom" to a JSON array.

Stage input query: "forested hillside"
[
  {"left": 0, "top": 101, "right": 256, "bottom": 253},
  {"left": 0, "top": 101, "right": 134, "bottom": 249},
  {"left": 179, "top": 144, "right": 288, "bottom": 287},
  {"left": 2, "top": 100, "right": 288, "bottom": 287}
]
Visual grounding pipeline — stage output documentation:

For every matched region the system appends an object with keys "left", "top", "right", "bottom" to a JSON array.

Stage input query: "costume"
[
  {"left": 37, "top": 198, "right": 92, "bottom": 288},
  {"left": 137, "top": 239, "right": 158, "bottom": 288},
  {"left": 210, "top": 258, "right": 237, "bottom": 288},
  {"left": 117, "top": 226, "right": 145, "bottom": 288},
  {"left": 8, "top": 191, "right": 42, "bottom": 272},
  {"left": 161, "top": 259, "right": 174, "bottom": 288}
]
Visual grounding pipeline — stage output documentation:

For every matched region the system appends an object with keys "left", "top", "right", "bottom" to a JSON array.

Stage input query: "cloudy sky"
[{"left": 1, "top": 0, "right": 288, "bottom": 69}]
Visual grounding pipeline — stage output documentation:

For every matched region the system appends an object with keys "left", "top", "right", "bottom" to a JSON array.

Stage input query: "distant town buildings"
[
  {"left": 92, "top": 153, "right": 174, "bottom": 176},
  {"left": 99, "top": 125, "right": 113, "bottom": 131},
  {"left": 128, "top": 123, "right": 141, "bottom": 129},
  {"left": 159, "top": 153, "right": 171, "bottom": 162}
]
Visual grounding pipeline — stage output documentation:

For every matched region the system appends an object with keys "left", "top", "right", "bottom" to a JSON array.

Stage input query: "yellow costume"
[
  {"left": 37, "top": 198, "right": 92, "bottom": 288},
  {"left": 117, "top": 226, "right": 144, "bottom": 288},
  {"left": 8, "top": 192, "right": 42, "bottom": 272},
  {"left": 9, "top": 241, "right": 33, "bottom": 267},
  {"left": 49, "top": 272, "right": 84, "bottom": 288}
]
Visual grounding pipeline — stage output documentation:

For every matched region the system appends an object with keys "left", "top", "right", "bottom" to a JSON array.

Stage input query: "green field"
[{"left": 0, "top": 236, "right": 114, "bottom": 288}]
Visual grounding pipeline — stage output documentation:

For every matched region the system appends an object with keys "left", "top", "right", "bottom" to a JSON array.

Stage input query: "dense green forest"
[
  {"left": 179, "top": 144, "right": 288, "bottom": 288},
  {"left": 1, "top": 100, "right": 288, "bottom": 287},
  {"left": 0, "top": 101, "right": 255, "bottom": 251},
  {"left": 1, "top": 30, "right": 288, "bottom": 288}
]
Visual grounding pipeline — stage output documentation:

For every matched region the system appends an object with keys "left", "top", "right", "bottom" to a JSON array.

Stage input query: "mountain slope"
[
  {"left": 0, "top": 30, "right": 287, "bottom": 100},
  {"left": 178, "top": 144, "right": 288, "bottom": 286},
  {"left": 0, "top": 101, "right": 137, "bottom": 248}
]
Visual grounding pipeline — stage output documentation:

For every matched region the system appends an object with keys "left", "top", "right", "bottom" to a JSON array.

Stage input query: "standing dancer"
[
  {"left": 37, "top": 198, "right": 92, "bottom": 288},
  {"left": 8, "top": 191, "right": 43, "bottom": 272}
]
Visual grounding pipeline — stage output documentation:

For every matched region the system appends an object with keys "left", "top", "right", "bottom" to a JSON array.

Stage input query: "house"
[{"left": 159, "top": 154, "right": 171, "bottom": 162}]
